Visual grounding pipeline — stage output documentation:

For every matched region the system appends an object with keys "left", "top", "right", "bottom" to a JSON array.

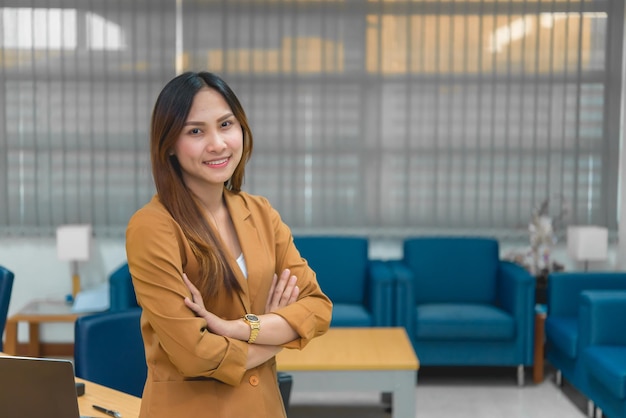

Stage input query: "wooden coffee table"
[{"left": 277, "top": 327, "right": 419, "bottom": 418}]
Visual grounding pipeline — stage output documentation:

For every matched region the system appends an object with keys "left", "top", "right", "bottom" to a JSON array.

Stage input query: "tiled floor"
[{"left": 288, "top": 365, "right": 589, "bottom": 418}]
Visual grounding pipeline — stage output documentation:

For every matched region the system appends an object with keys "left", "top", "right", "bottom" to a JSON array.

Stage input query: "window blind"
[{"left": 0, "top": 0, "right": 622, "bottom": 239}]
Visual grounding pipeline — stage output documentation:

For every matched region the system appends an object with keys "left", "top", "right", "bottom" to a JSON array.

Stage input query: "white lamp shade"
[
  {"left": 567, "top": 225, "right": 608, "bottom": 261},
  {"left": 56, "top": 224, "right": 92, "bottom": 261}
]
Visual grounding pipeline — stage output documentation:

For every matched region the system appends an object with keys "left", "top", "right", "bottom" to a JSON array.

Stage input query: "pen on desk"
[{"left": 92, "top": 404, "right": 122, "bottom": 418}]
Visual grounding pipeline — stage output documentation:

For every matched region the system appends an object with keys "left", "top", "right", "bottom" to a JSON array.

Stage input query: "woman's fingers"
[
  {"left": 288, "top": 283, "right": 299, "bottom": 305},
  {"left": 266, "top": 269, "right": 300, "bottom": 312},
  {"left": 183, "top": 273, "right": 201, "bottom": 302},
  {"left": 184, "top": 296, "right": 202, "bottom": 314},
  {"left": 279, "top": 276, "right": 298, "bottom": 306},
  {"left": 273, "top": 269, "right": 291, "bottom": 300},
  {"left": 265, "top": 273, "right": 279, "bottom": 313},
  {"left": 182, "top": 273, "right": 207, "bottom": 314}
]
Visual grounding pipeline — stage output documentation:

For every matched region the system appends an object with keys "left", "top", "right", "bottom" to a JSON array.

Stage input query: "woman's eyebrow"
[
  {"left": 217, "top": 113, "right": 234, "bottom": 122},
  {"left": 183, "top": 113, "right": 233, "bottom": 126},
  {"left": 183, "top": 121, "right": 205, "bottom": 127}
]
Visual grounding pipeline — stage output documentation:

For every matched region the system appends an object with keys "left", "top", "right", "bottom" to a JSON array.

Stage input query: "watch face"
[{"left": 245, "top": 313, "right": 259, "bottom": 322}]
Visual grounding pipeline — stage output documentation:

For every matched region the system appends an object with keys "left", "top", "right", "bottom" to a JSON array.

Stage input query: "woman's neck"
[{"left": 193, "top": 185, "right": 225, "bottom": 214}]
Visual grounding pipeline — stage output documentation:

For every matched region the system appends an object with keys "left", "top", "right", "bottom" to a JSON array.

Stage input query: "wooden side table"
[
  {"left": 533, "top": 304, "right": 547, "bottom": 384},
  {"left": 3, "top": 299, "right": 80, "bottom": 357}
]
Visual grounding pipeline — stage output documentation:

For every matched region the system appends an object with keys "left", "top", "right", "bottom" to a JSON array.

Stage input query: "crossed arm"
[{"left": 183, "top": 269, "right": 300, "bottom": 369}]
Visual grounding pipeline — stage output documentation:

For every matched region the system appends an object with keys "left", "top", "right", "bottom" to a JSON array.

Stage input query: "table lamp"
[
  {"left": 567, "top": 225, "right": 608, "bottom": 271},
  {"left": 56, "top": 224, "right": 92, "bottom": 299}
]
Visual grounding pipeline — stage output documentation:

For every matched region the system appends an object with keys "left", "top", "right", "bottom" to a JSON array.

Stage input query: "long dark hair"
[{"left": 150, "top": 72, "right": 253, "bottom": 298}]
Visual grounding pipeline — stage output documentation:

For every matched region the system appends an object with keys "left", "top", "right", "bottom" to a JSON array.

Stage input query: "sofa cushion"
[
  {"left": 583, "top": 346, "right": 626, "bottom": 400},
  {"left": 330, "top": 304, "right": 371, "bottom": 327},
  {"left": 415, "top": 303, "right": 515, "bottom": 340},
  {"left": 545, "top": 316, "right": 578, "bottom": 359}
]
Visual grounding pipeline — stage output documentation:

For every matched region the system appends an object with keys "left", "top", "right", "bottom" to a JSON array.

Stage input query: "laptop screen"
[{"left": 0, "top": 356, "right": 81, "bottom": 418}]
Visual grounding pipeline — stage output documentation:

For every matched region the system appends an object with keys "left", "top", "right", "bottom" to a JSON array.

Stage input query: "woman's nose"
[{"left": 205, "top": 131, "right": 227, "bottom": 152}]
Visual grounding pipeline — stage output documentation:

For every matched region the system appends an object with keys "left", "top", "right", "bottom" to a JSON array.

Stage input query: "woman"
[{"left": 126, "top": 71, "right": 333, "bottom": 417}]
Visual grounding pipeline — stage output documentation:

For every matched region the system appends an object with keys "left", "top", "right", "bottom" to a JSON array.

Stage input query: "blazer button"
[{"left": 249, "top": 375, "right": 259, "bottom": 386}]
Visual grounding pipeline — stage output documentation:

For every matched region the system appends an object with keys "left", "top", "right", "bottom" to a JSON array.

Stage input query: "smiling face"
[{"left": 172, "top": 87, "right": 244, "bottom": 196}]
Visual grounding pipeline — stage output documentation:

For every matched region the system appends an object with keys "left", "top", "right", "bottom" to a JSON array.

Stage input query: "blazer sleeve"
[
  {"left": 256, "top": 197, "right": 333, "bottom": 350},
  {"left": 126, "top": 201, "right": 249, "bottom": 386}
]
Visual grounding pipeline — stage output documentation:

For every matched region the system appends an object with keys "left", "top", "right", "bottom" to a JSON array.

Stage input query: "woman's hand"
[
  {"left": 183, "top": 273, "right": 230, "bottom": 336},
  {"left": 182, "top": 273, "right": 208, "bottom": 317},
  {"left": 265, "top": 269, "right": 299, "bottom": 313}
]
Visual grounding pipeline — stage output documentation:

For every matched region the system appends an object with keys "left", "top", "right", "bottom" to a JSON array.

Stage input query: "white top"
[{"left": 236, "top": 253, "right": 248, "bottom": 279}]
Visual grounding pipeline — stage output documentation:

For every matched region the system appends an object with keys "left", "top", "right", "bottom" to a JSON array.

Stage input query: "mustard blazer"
[{"left": 126, "top": 190, "right": 332, "bottom": 418}]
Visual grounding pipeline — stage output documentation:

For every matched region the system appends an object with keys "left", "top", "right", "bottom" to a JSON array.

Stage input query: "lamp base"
[{"left": 72, "top": 274, "right": 81, "bottom": 299}]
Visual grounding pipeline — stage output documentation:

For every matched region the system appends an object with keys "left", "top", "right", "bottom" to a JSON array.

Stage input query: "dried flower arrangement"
[{"left": 504, "top": 195, "right": 568, "bottom": 303}]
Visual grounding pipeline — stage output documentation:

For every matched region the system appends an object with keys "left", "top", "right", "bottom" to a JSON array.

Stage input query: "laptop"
[{"left": 0, "top": 355, "right": 89, "bottom": 418}]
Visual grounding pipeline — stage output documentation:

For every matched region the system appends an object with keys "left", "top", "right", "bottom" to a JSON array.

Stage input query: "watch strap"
[
  {"left": 247, "top": 321, "right": 260, "bottom": 344},
  {"left": 243, "top": 314, "right": 260, "bottom": 344}
]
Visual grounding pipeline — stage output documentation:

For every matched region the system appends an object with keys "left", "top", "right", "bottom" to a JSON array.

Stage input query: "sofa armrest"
[
  {"left": 548, "top": 272, "right": 626, "bottom": 317},
  {"left": 497, "top": 260, "right": 535, "bottom": 364},
  {"left": 497, "top": 261, "right": 535, "bottom": 313},
  {"left": 579, "top": 290, "right": 626, "bottom": 348},
  {"left": 367, "top": 260, "right": 396, "bottom": 326},
  {"left": 388, "top": 261, "right": 415, "bottom": 339}
]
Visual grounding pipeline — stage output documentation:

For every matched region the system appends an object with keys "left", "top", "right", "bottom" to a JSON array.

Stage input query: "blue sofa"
[
  {"left": 392, "top": 237, "right": 535, "bottom": 385},
  {"left": 546, "top": 272, "right": 626, "bottom": 416},
  {"left": 580, "top": 291, "right": 626, "bottom": 418},
  {"left": 293, "top": 236, "right": 395, "bottom": 327}
]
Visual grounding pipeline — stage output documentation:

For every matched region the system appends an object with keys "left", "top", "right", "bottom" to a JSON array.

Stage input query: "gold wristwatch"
[{"left": 243, "top": 313, "right": 261, "bottom": 344}]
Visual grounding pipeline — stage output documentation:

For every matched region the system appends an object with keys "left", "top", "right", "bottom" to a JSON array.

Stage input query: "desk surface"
[
  {"left": 0, "top": 352, "right": 141, "bottom": 418},
  {"left": 77, "top": 377, "right": 141, "bottom": 418},
  {"left": 276, "top": 327, "right": 419, "bottom": 371}
]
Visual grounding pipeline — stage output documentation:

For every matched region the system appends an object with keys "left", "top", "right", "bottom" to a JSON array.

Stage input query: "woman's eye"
[
  {"left": 221, "top": 120, "right": 232, "bottom": 128},
  {"left": 190, "top": 128, "right": 201, "bottom": 135}
]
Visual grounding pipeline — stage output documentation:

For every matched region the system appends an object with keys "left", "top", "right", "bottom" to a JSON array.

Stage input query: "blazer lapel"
[{"left": 224, "top": 190, "right": 265, "bottom": 314}]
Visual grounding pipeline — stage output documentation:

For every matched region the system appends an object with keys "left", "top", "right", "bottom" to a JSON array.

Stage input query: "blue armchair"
[
  {"left": 0, "top": 265, "right": 15, "bottom": 352},
  {"left": 546, "top": 272, "right": 626, "bottom": 415},
  {"left": 580, "top": 291, "right": 626, "bottom": 418},
  {"left": 108, "top": 263, "right": 139, "bottom": 312},
  {"left": 293, "top": 236, "right": 395, "bottom": 327},
  {"left": 392, "top": 237, "right": 535, "bottom": 385},
  {"left": 74, "top": 308, "right": 147, "bottom": 397}
]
